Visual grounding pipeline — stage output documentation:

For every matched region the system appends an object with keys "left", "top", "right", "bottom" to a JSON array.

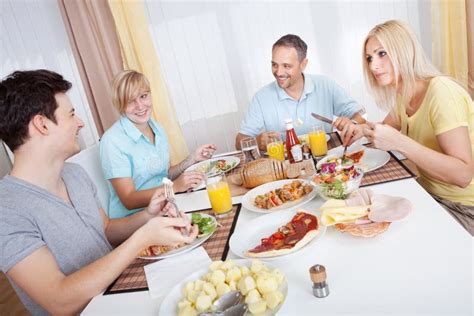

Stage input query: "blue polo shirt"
[
  {"left": 239, "top": 74, "right": 361, "bottom": 136},
  {"left": 99, "top": 116, "right": 170, "bottom": 218}
]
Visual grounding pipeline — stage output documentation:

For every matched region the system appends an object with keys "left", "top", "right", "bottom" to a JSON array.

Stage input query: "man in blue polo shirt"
[{"left": 235, "top": 34, "right": 365, "bottom": 150}]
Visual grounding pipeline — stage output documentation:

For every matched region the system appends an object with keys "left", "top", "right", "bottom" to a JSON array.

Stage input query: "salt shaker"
[{"left": 309, "top": 264, "right": 330, "bottom": 298}]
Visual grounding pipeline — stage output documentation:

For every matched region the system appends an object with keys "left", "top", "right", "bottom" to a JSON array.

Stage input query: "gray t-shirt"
[{"left": 0, "top": 163, "right": 113, "bottom": 315}]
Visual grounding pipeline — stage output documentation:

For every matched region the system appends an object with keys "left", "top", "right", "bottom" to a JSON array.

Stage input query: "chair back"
[{"left": 67, "top": 144, "right": 110, "bottom": 212}]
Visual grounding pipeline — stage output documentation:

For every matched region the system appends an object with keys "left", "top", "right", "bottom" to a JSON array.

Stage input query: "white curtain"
[
  {"left": 145, "top": 0, "right": 431, "bottom": 153},
  {"left": 0, "top": 0, "right": 99, "bottom": 150}
]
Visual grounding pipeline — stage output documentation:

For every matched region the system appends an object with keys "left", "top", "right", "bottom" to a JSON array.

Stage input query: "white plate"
[
  {"left": 139, "top": 213, "right": 217, "bottom": 260},
  {"left": 298, "top": 133, "right": 330, "bottom": 144},
  {"left": 317, "top": 146, "right": 390, "bottom": 173},
  {"left": 229, "top": 210, "right": 326, "bottom": 259},
  {"left": 185, "top": 156, "right": 240, "bottom": 190},
  {"left": 242, "top": 179, "right": 317, "bottom": 214},
  {"left": 159, "top": 259, "right": 288, "bottom": 315}
]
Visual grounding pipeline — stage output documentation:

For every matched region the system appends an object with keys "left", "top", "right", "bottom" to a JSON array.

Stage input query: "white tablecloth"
[{"left": 82, "top": 179, "right": 473, "bottom": 315}]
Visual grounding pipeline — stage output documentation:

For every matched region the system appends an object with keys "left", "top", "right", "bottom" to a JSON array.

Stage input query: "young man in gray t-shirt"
[{"left": 0, "top": 70, "right": 198, "bottom": 315}]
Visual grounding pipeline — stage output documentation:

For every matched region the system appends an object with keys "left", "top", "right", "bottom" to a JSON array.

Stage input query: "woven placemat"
[
  {"left": 103, "top": 204, "right": 242, "bottom": 295},
  {"left": 326, "top": 133, "right": 416, "bottom": 186}
]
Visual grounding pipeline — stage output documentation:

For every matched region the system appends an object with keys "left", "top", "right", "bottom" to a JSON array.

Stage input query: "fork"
[{"left": 162, "top": 178, "right": 189, "bottom": 236}]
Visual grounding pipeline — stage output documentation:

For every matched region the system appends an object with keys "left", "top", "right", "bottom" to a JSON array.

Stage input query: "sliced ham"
[
  {"left": 346, "top": 188, "right": 373, "bottom": 206},
  {"left": 368, "top": 194, "right": 412, "bottom": 222}
]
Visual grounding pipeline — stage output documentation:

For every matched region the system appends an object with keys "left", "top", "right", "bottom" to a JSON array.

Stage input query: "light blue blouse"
[{"left": 100, "top": 116, "right": 170, "bottom": 218}]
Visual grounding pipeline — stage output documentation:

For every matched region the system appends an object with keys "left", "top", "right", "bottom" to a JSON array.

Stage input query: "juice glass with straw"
[{"left": 206, "top": 173, "right": 232, "bottom": 218}]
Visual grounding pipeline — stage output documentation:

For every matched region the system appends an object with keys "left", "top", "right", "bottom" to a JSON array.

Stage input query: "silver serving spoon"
[{"left": 198, "top": 291, "right": 245, "bottom": 316}]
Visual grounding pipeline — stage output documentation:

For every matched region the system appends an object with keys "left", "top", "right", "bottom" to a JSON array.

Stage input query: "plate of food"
[
  {"left": 317, "top": 146, "right": 390, "bottom": 172},
  {"left": 185, "top": 156, "right": 240, "bottom": 190},
  {"left": 242, "top": 179, "right": 316, "bottom": 214},
  {"left": 229, "top": 210, "right": 325, "bottom": 259},
  {"left": 319, "top": 188, "right": 412, "bottom": 237},
  {"left": 139, "top": 213, "right": 217, "bottom": 260},
  {"left": 159, "top": 259, "right": 287, "bottom": 316}
]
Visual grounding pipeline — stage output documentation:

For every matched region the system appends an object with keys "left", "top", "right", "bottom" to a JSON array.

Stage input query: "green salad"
[{"left": 192, "top": 213, "right": 217, "bottom": 236}]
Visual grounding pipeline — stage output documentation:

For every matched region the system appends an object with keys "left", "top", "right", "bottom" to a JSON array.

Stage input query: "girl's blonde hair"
[
  {"left": 112, "top": 70, "right": 150, "bottom": 114},
  {"left": 362, "top": 20, "right": 441, "bottom": 111}
]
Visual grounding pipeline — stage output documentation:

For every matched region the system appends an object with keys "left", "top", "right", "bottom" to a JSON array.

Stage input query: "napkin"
[{"left": 144, "top": 246, "right": 212, "bottom": 299}]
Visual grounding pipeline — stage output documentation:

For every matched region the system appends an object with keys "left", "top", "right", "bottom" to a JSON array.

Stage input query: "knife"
[{"left": 311, "top": 113, "right": 333, "bottom": 125}]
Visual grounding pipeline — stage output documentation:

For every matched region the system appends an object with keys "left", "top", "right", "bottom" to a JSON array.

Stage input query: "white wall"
[
  {"left": 0, "top": 0, "right": 432, "bottom": 161},
  {"left": 145, "top": 0, "right": 431, "bottom": 154},
  {"left": 0, "top": 0, "right": 99, "bottom": 152}
]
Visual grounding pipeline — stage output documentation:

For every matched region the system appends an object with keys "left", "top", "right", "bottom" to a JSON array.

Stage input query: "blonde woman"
[
  {"left": 100, "top": 70, "right": 216, "bottom": 218},
  {"left": 337, "top": 20, "right": 474, "bottom": 235}
]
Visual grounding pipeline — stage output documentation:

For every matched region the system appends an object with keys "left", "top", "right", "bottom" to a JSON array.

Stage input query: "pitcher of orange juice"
[
  {"left": 206, "top": 173, "right": 232, "bottom": 217},
  {"left": 309, "top": 124, "right": 328, "bottom": 157}
]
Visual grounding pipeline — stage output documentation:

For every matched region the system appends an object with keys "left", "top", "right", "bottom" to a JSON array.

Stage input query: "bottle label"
[{"left": 291, "top": 144, "right": 303, "bottom": 162}]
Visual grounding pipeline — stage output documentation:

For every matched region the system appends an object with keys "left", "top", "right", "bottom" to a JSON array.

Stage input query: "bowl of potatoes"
[{"left": 159, "top": 259, "right": 287, "bottom": 316}]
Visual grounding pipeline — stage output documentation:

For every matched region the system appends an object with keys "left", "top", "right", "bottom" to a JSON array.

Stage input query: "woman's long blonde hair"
[
  {"left": 362, "top": 20, "right": 441, "bottom": 112},
  {"left": 112, "top": 70, "right": 150, "bottom": 114}
]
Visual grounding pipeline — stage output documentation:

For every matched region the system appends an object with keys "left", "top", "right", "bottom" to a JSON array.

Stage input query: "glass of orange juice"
[
  {"left": 309, "top": 124, "right": 328, "bottom": 157},
  {"left": 266, "top": 135, "right": 285, "bottom": 161},
  {"left": 206, "top": 173, "right": 233, "bottom": 218}
]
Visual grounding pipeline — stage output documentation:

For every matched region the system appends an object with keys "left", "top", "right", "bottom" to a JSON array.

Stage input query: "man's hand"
[
  {"left": 192, "top": 144, "right": 217, "bottom": 163},
  {"left": 256, "top": 131, "right": 281, "bottom": 151}
]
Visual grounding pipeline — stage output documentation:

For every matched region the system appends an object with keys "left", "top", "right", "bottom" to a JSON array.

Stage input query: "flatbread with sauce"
[{"left": 245, "top": 211, "right": 320, "bottom": 258}]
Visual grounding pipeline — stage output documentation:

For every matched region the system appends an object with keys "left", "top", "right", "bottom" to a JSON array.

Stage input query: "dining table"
[{"left": 81, "top": 151, "right": 473, "bottom": 315}]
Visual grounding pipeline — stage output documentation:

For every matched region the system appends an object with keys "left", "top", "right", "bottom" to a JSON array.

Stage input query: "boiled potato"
[
  {"left": 271, "top": 269, "right": 285, "bottom": 285},
  {"left": 210, "top": 270, "right": 226, "bottom": 285},
  {"left": 186, "top": 289, "right": 200, "bottom": 303},
  {"left": 240, "top": 265, "right": 250, "bottom": 276},
  {"left": 263, "top": 290, "right": 284, "bottom": 309},
  {"left": 238, "top": 275, "right": 256, "bottom": 295},
  {"left": 215, "top": 282, "right": 231, "bottom": 297},
  {"left": 220, "top": 259, "right": 236, "bottom": 271},
  {"left": 209, "top": 260, "right": 223, "bottom": 271},
  {"left": 248, "top": 300, "right": 267, "bottom": 314},
  {"left": 245, "top": 289, "right": 262, "bottom": 304},
  {"left": 182, "top": 281, "right": 194, "bottom": 296},
  {"left": 225, "top": 267, "right": 242, "bottom": 283},
  {"left": 177, "top": 299, "right": 192, "bottom": 310},
  {"left": 228, "top": 279, "right": 237, "bottom": 291},
  {"left": 195, "top": 294, "right": 212, "bottom": 312},
  {"left": 250, "top": 260, "right": 264, "bottom": 273},
  {"left": 178, "top": 305, "right": 197, "bottom": 316},
  {"left": 256, "top": 275, "right": 278, "bottom": 294},
  {"left": 202, "top": 282, "right": 217, "bottom": 300},
  {"left": 194, "top": 279, "right": 205, "bottom": 291}
]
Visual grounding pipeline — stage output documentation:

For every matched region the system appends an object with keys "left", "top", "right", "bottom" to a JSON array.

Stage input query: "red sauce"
[{"left": 249, "top": 212, "right": 319, "bottom": 253}]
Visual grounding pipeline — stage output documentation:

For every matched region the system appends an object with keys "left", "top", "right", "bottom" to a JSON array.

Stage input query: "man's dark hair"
[
  {"left": 0, "top": 69, "right": 71, "bottom": 151},
  {"left": 272, "top": 34, "right": 308, "bottom": 61}
]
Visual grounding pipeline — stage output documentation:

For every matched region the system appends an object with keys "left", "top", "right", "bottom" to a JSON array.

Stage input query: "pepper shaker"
[{"left": 309, "top": 264, "right": 330, "bottom": 298}]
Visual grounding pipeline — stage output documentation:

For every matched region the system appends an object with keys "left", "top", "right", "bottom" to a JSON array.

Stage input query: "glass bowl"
[{"left": 310, "top": 165, "right": 364, "bottom": 200}]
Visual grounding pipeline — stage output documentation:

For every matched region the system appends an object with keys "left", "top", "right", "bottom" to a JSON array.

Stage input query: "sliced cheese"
[
  {"left": 321, "top": 205, "right": 370, "bottom": 226},
  {"left": 319, "top": 199, "right": 346, "bottom": 210}
]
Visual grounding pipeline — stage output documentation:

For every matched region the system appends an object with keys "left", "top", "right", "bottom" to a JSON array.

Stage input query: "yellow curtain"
[
  {"left": 431, "top": 0, "right": 469, "bottom": 90},
  {"left": 108, "top": 0, "right": 189, "bottom": 164}
]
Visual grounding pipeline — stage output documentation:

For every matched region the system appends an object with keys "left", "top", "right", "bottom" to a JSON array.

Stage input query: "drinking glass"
[
  {"left": 266, "top": 135, "right": 285, "bottom": 161},
  {"left": 206, "top": 173, "right": 233, "bottom": 218},
  {"left": 308, "top": 124, "right": 328, "bottom": 157},
  {"left": 240, "top": 137, "right": 261, "bottom": 162}
]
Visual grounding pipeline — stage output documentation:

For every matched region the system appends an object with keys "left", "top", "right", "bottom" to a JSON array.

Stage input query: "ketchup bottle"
[{"left": 285, "top": 119, "right": 303, "bottom": 163}]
